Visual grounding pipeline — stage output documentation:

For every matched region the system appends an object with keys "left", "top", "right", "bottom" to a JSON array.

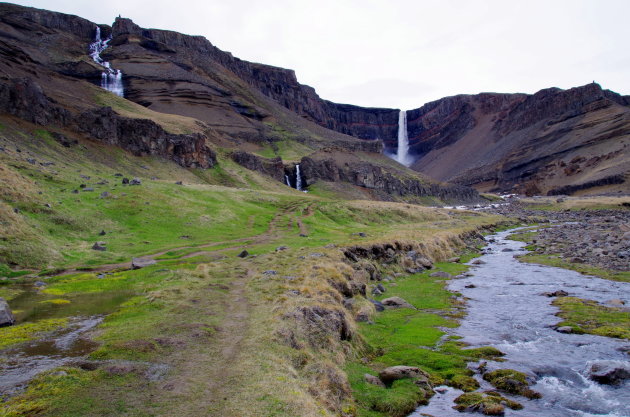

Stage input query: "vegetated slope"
[{"left": 0, "top": 3, "right": 479, "bottom": 204}]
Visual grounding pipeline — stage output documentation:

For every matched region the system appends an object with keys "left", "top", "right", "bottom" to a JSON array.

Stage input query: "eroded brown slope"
[{"left": 409, "top": 85, "right": 630, "bottom": 195}]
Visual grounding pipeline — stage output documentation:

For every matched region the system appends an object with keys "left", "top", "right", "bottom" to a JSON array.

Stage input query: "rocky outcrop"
[
  {"left": 77, "top": 107, "right": 216, "bottom": 168},
  {"left": 298, "top": 154, "right": 480, "bottom": 202},
  {"left": 0, "top": 78, "right": 70, "bottom": 126},
  {"left": 230, "top": 151, "right": 284, "bottom": 182}
]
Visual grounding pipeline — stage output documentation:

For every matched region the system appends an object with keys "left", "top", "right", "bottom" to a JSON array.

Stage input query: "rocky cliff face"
[{"left": 1, "top": 3, "right": 627, "bottom": 197}]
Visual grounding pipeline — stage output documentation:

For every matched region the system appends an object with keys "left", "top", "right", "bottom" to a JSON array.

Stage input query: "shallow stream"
[
  {"left": 0, "top": 286, "right": 134, "bottom": 397},
  {"left": 412, "top": 228, "right": 630, "bottom": 417}
]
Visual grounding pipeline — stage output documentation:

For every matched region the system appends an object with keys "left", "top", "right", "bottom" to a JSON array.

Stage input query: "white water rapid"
[
  {"left": 89, "top": 27, "right": 124, "bottom": 97},
  {"left": 395, "top": 110, "right": 412, "bottom": 166}
]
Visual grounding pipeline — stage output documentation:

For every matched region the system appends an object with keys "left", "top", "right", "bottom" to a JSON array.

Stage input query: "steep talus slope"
[
  {"left": 409, "top": 84, "right": 630, "bottom": 195},
  {"left": 0, "top": 3, "right": 479, "bottom": 204}
]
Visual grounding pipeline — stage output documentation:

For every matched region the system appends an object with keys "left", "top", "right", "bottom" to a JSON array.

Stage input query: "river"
[{"left": 412, "top": 228, "right": 630, "bottom": 417}]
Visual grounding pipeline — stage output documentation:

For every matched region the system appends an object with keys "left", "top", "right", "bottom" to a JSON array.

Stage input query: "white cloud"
[{"left": 14, "top": 0, "right": 630, "bottom": 109}]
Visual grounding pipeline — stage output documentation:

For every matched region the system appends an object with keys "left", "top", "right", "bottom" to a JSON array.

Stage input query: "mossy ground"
[
  {"left": 553, "top": 297, "right": 630, "bottom": 339},
  {"left": 347, "top": 260, "right": 505, "bottom": 417}
]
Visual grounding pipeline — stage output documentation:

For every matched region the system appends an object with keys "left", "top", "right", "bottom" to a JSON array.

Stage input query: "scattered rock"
[
  {"left": 275, "top": 246, "right": 288, "bottom": 252},
  {"left": 606, "top": 299, "right": 626, "bottom": 307},
  {"left": 122, "top": 178, "right": 129, "bottom": 185},
  {"left": 381, "top": 297, "right": 414, "bottom": 309},
  {"left": 364, "top": 373, "right": 385, "bottom": 388},
  {"left": 34, "top": 281, "right": 46, "bottom": 287},
  {"left": 543, "top": 290, "right": 569, "bottom": 297},
  {"left": 369, "top": 299, "right": 385, "bottom": 312},
  {"left": 237, "top": 250, "right": 249, "bottom": 258},
  {"left": 99, "top": 230, "right": 107, "bottom": 236},
  {"left": 472, "top": 259, "right": 486, "bottom": 265},
  {"left": 465, "top": 284, "right": 476, "bottom": 288},
  {"left": 175, "top": 181, "right": 183, "bottom": 185},
  {"left": 501, "top": 248, "right": 514, "bottom": 252},
  {"left": 131, "top": 257, "right": 157, "bottom": 269},
  {"left": 0, "top": 297, "right": 16, "bottom": 327},
  {"left": 430, "top": 271, "right": 452, "bottom": 278},
  {"left": 82, "top": 187, "right": 94, "bottom": 192},
  {"left": 100, "top": 191, "right": 111, "bottom": 199},
  {"left": 92, "top": 242, "right": 107, "bottom": 251},
  {"left": 447, "top": 257, "right": 461, "bottom": 263},
  {"left": 299, "top": 233, "right": 308, "bottom": 237},
  {"left": 130, "top": 178, "right": 142, "bottom": 185},
  {"left": 262, "top": 270, "right": 277, "bottom": 276},
  {"left": 556, "top": 326, "right": 573, "bottom": 334},
  {"left": 588, "top": 361, "right": 630, "bottom": 385},
  {"left": 378, "top": 366, "right": 429, "bottom": 385}
]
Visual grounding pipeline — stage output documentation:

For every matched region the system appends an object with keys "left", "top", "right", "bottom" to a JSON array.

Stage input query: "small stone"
[
  {"left": 237, "top": 250, "right": 249, "bottom": 258},
  {"left": 381, "top": 297, "right": 414, "bottom": 309},
  {"left": 100, "top": 192, "right": 111, "bottom": 199},
  {"left": 275, "top": 246, "right": 288, "bottom": 251},
  {"left": 299, "top": 233, "right": 308, "bottom": 237},
  {"left": 0, "top": 297, "right": 16, "bottom": 327},
  {"left": 82, "top": 187, "right": 94, "bottom": 192},
  {"left": 465, "top": 284, "right": 476, "bottom": 288},
  {"left": 99, "top": 230, "right": 107, "bottom": 236},
  {"left": 262, "top": 270, "right": 277, "bottom": 276},
  {"left": 92, "top": 242, "right": 107, "bottom": 251},
  {"left": 556, "top": 326, "right": 573, "bottom": 334},
  {"left": 472, "top": 259, "right": 486, "bottom": 265},
  {"left": 122, "top": 178, "right": 129, "bottom": 185},
  {"left": 364, "top": 373, "right": 385, "bottom": 387},
  {"left": 430, "top": 271, "right": 452, "bottom": 278},
  {"left": 447, "top": 257, "right": 461, "bottom": 263},
  {"left": 130, "top": 178, "right": 142, "bottom": 185},
  {"left": 175, "top": 181, "right": 183, "bottom": 185}
]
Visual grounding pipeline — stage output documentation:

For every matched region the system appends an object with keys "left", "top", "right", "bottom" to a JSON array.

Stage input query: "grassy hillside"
[{"left": 0, "top": 114, "right": 505, "bottom": 416}]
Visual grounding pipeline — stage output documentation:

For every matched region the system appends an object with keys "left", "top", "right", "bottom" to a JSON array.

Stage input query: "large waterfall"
[
  {"left": 395, "top": 110, "right": 412, "bottom": 166},
  {"left": 89, "top": 27, "right": 124, "bottom": 97}
]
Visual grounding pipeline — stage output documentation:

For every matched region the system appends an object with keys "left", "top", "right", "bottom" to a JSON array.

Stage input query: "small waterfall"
[
  {"left": 395, "top": 110, "right": 411, "bottom": 166},
  {"left": 285, "top": 174, "right": 291, "bottom": 187},
  {"left": 295, "top": 164, "right": 303, "bottom": 191},
  {"left": 89, "top": 27, "right": 124, "bottom": 97}
]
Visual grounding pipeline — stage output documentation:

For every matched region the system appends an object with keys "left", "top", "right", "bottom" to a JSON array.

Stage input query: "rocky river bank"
[{"left": 484, "top": 200, "right": 630, "bottom": 273}]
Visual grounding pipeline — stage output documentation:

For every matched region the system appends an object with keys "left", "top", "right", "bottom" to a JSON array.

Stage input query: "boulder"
[
  {"left": 588, "top": 361, "right": 630, "bottom": 385},
  {"left": 364, "top": 373, "right": 385, "bottom": 387},
  {"left": 556, "top": 326, "right": 573, "bottom": 334},
  {"left": 381, "top": 297, "right": 414, "bottom": 309},
  {"left": 237, "top": 250, "right": 249, "bottom": 258},
  {"left": 378, "top": 366, "right": 429, "bottom": 385},
  {"left": 0, "top": 297, "right": 16, "bottom": 327},
  {"left": 132, "top": 257, "right": 157, "bottom": 269},
  {"left": 472, "top": 259, "right": 486, "bottom": 265}
]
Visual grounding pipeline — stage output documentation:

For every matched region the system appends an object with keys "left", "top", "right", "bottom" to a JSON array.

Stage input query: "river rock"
[
  {"left": 588, "top": 361, "right": 630, "bottom": 385},
  {"left": 364, "top": 373, "right": 385, "bottom": 387},
  {"left": 543, "top": 290, "right": 569, "bottom": 297},
  {"left": 0, "top": 297, "right": 16, "bottom": 327},
  {"left": 381, "top": 297, "right": 414, "bottom": 309},
  {"left": 378, "top": 366, "right": 429, "bottom": 385},
  {"left": 132, "top": 257, "right": 157, "bottom": 269},
  {"left": 556, "top": 326, "right": 573, "bottom": 334},
  {"left": 472, "top": 259, "right": 486, "bottom": 265}
]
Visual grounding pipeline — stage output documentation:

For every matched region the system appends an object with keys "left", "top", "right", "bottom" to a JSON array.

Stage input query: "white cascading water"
[
  {"left": 285, "top": 174, "right": 291, "bottom": 187},
  {"left": 295, "top": 164, "right": 303, "bottom": 191},
  {"left": 89, "top": 27, "right": 124, "bottom": 97},
  {"left": 395, "top": 110, "right": 412, "bottom": 166}
]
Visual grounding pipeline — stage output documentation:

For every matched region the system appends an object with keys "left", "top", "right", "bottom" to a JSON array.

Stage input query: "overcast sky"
[{"left": 12, "top": 0, "right": 630, "bottom": 109}]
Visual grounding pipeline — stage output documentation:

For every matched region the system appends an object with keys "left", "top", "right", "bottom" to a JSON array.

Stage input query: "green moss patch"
[
  {"left": 553, "top": 297, "right": 630, "bottom": 339},
  {"left": 0, "top": 318, "right": 68, "bottom": 350}
]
